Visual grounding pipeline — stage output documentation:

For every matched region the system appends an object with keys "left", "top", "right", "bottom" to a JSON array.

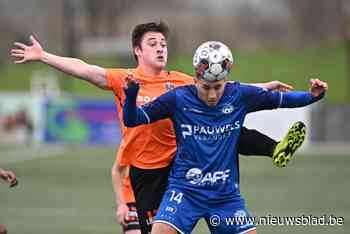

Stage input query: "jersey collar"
[{"left": 135, "top": 67, "right": 169, "bottom": 80}]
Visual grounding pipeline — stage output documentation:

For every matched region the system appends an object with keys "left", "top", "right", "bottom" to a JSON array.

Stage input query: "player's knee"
[
  {"left": 151, "top": 222, "right": 177, "bottom": 234},
  {"left": 125, "top": 229, "right": 141, "bottom": 234}
]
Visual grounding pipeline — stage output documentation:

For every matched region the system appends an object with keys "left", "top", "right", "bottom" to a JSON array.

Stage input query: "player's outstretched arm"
[
  {"left": 280, "top": 79, "right": 328, "bottom": 108},
  {"left": 251, "top": 80, "right": 293, "bottom": 92},
  {"left": 123, "top": 75, "right": 145, "bottom": 127},
  {"left": 244, "top": 78, "right": 328, "bottom": 113},
  {"left": 10, "top": 35, "right": 107, "bottom": 89},
  {"left": 123, "top": 75, "right": 175, "bottom": 127},
  {"left": 0, "top": 168, "right": 18, "bottom": 187}
]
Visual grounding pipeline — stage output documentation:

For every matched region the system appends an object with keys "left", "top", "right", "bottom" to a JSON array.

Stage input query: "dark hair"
[{"left": 131, "top": 21, "right": 169, "bottom": 61}]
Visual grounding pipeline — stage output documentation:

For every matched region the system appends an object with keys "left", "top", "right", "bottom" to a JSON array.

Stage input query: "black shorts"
[
  {"left": 123, "top": 202, "right": 140, "bottom": 232},
  {"left": 129, "top": 165, "right": 171, "bottom": 234}
]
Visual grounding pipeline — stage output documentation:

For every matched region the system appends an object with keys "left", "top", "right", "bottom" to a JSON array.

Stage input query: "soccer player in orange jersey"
[{"left": 11, "top": 22, "right": 301, "bottom": 234}]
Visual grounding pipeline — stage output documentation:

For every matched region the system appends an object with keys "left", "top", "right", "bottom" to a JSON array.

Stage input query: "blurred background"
[{"left": 0, "top": 0, "right": 349, "bottom": 233}]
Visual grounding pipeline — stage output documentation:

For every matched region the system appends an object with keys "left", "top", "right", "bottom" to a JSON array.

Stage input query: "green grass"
[
  {"left": 1, "top": 44, "right": 349, "bottom": 102},
  {"left": 0, "top": 146, "right": 349, "bottom": 234}
]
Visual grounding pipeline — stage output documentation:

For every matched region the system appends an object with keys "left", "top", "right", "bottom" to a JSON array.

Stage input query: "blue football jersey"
[
  {"left": 135, "top": 82, "right": 282, "bottom": 202},
  {"left": 123, "top": 81, "right": 324, "bottom": 203}
]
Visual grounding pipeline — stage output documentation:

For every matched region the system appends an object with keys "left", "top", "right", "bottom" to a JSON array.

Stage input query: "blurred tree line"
[
  {"left": 1, "top": 0, "right": 349, "bottom": 58},
  {"left": 1, "top": 0, "right": 350, "bottom": 93}
]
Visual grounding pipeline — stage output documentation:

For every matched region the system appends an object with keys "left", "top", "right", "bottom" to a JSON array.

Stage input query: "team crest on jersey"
[
  {"left": 222, "top": 105, "right": 234, "bottom": 114},
  {"left": 165, "top": 82, "right": 176, "bottom": 91}
]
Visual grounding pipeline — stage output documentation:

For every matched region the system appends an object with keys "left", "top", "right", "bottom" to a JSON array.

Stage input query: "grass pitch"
[{"left": 0, "top": 145, "right": 349, "bottom": 234}]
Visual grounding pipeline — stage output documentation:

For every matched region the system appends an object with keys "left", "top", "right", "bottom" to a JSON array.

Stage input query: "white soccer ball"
[{"left": 193, "top": 41, "right": 234, "bottom": 82}]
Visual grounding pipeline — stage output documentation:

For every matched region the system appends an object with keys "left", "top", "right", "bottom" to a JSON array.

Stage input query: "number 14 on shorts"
[{"left": 169, "top": 190, "right": 183, "bottom": 204}]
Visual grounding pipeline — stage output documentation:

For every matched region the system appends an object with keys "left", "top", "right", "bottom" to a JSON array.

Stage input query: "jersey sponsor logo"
[
  {"left": 165, "top": 82, "right": 176, "bottom": 91},
  {"left": 181, "top": 121, "right": 240, "bottom": 140},
  {"left": 137, "top": 95, "right": 157, "bottom": 105},
  {"left": 185, "top": 168, "right": 231, "bottom": 185},
  {"left": 222, "top": 105, "right": 234, "bottom": 114},
  {"left": 185, "top": 168, "right": 203, "bottom": 183}
]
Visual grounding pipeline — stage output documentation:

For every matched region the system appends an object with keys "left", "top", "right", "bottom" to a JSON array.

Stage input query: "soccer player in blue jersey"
[{"left": 122, "top": 41, "right": 327, "bottom": 234}]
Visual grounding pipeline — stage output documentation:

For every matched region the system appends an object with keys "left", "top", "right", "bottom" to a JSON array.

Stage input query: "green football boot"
[{"left": 272, "top": 121, "right": 306, "bottom": 167}]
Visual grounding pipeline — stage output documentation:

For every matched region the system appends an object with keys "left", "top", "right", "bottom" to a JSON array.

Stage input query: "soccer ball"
[{"left": 193, "top": 41, "right": 234, "bottom": 82}]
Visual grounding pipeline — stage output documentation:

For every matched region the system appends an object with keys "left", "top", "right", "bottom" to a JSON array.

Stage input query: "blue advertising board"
[{"left": 44, "top": 97, "right": 121, "bottom": 145}]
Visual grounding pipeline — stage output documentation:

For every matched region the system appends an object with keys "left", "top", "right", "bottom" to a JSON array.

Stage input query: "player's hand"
[
  {"left": 0, "top": 169, "right": 18, "bottom": 187},
  {"left": 124, "top": 73, "right": 139, "bottom": 97},
  {"left": 116, "top": 203, "right": 129, "bottom": 226},
  {"left": 11, "top": 35, "right": 44, "bottom": 63},
  {"left": 261, "top": 81, "right": 293, "bottom": 92},
  {"left": 309, "top": 78, "right": 328, "bottom": 97}
]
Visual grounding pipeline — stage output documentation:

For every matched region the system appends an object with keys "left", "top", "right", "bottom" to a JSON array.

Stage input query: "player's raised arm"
[
  {"left": 10, "top": 35, "right": 107, "bottom": 89},
  {"left": 242, "top": 78, "right": 328, "bottom": 113},
  {"left": 123, "top": 75, "right": 175, "bottom": 127},
  {"left": 279, "top": 78, "right": 327, "bottom": 108},
  {"left": 250, "top": 80, "right": 294, "bottom": 92}
]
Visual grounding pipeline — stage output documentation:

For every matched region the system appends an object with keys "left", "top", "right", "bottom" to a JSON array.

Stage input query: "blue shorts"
[{"left": 153, "top": 186, "right": 256, "bottom": 234}]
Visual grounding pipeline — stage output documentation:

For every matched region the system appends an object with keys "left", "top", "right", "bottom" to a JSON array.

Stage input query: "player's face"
[
  {"left": 195, "top": 78, "right": 226, "bottom": 106},
  {"left": 134, "top": 32, "right": 168, "bottom": 70}
]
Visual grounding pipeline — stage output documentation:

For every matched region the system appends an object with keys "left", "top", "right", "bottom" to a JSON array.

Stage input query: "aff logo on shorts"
[
  {"left": 185, "top": 168, "right": 231, "bottom": 185},
  {"left": 222, "top": 105, "right": 234, "bottom": 114}
]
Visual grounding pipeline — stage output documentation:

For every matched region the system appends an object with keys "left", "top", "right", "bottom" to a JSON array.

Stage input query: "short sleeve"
[{"left": 105, "top": 69, "right": 128, "bottom": 96}]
